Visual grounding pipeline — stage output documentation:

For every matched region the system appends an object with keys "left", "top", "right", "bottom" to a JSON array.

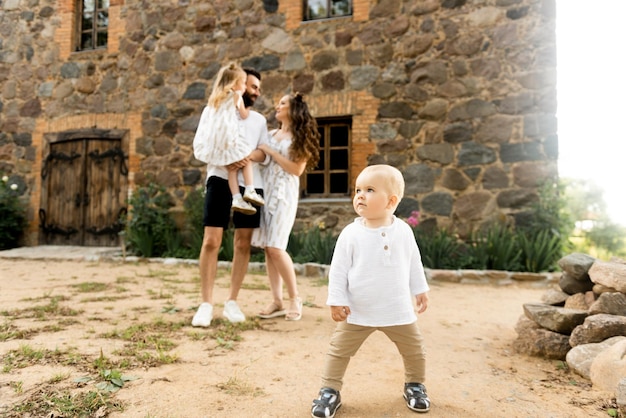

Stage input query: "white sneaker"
[
  {"left": 232, "top": 196, "right": 256, "bottom": 215},
  {"left": 243, "top": 189, "right": 265, "bottom": 206},
  {"left": 191, "top": 302, "right": 213, "bottom": 327},
  {"left": 223, "top": 300, "right": 246, "bottom": 323}
]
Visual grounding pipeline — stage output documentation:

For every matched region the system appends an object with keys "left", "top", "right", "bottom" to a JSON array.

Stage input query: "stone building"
[{"left": 0, "top": 0, "right": 557, "bottom": 247}]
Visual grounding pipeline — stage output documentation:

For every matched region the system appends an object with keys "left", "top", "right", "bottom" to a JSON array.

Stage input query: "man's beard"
[{"left": 242, "top": 92, "right": 255, "bottom": 108}]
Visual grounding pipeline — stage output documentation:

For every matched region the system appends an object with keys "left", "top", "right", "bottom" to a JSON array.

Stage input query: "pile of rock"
[{"left": 514, "top": 252, "right": 626, "bottom": 404}]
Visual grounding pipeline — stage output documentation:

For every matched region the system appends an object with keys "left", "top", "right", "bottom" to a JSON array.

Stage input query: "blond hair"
[
  {"left": 207, "top": 62, "right": 246, "bottom": 108},
  {"left": 360, "top": 164, "right": 405, "bottom": 199}
]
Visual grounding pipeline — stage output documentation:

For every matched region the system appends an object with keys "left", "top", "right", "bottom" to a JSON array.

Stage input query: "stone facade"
[{"left": 0, "top": 0, "right": 557, "bottom": 246}]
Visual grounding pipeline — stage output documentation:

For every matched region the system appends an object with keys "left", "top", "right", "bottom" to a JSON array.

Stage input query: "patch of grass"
[
  {"left": 11, "top": 296, "right": 83, "bottom": 320},
  {"left": 115, "top": 275, "right": 137, "bottom": 284},
  {"left": 48, "top": 372, "right": 71, "bottom": 384},
  {"left": 2, "top": 344, "right": 67, "bottom": 371},
  {"left": 8, "top": 386, "right": 123, "bottom": 417},
  {"left": 0, "top": 322, "right": 38, "bottom": 341},
  {"left": 71, "top": 282, "right": 109, "bottom": 292},
  {"left": 241, "top": 281, "right": 270, "bottom": 291},
  {"left": 209, "top": 318, "right": 263, "bottom": 350},
  {"left": 80, "top": 295, "right": 130, "bottom": 303},
  {"left": 9, "top": 380, "right": 23, "bottom": 394},
  {"left": 147, "top": 289, "right": 173, "bottom": 300},
  {"left": 217, "top": 376, "right": 265, "bottom": 397},
  {"left": 101, "top": 319, "right": 184, "bottom": 368}
]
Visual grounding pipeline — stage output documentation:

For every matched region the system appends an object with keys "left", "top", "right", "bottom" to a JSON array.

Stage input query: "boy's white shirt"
[
  {"left": 204, "top": 109, "right": 270, "bottom": 188},
  {"left": 326, "top": 216, "right": 430, "bottom": 327}
]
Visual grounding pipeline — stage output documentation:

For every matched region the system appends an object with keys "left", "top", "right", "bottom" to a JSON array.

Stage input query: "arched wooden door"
[{"left": 40, "top": 130, "right": 128, "bottom": 246}]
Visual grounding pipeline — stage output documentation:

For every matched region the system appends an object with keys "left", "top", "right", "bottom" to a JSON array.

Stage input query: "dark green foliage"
[
  {"left": 413, "top": 227, "right": 467, "bottom": 270},
  {"left": 218, "top": 228, "right": 234, "bottom": 261},
  {"left": 465, "top": 224, "right": 522, "bottom": 271},
  {"left": 0, "top": 175, "right": 27, "bottom": 250},
  {"left": 288, "top": 227, "right": 337, "bottom": 264},
  {"left": 125, "top": 183, "right": 178, "bottom": 258},
  {"left": 180, "top": 187, "right": 205, "bottom": 259},
  {"left": 518, "top": 229, "right": 563, "bottom": 272}
]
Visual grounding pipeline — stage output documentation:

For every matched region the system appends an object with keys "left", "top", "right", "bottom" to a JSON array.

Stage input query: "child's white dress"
[
  {"left": 252, "top": 130, "right": 299, "bottom": 250},
  {"left": 193, "top": 91, "right": 251, "bottom": 165}
]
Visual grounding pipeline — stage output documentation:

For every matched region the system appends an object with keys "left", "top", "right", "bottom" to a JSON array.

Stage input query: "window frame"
[
  {"left": 303, "top": 0, "right": 353, "bottom": 22},
  {"left": 301, "top": 117, "right": 352, "bottom": 199},
  {"left": 76, "top": 0, "right": 109, "bottom": 52}
]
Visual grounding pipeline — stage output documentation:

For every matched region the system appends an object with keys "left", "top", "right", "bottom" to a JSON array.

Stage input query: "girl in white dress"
[
  {"left": 193, "top": 62, "right": 265, "bottom": 214},
  {"left": 253, "top": 93, "right": 320, "bottom": 321}
]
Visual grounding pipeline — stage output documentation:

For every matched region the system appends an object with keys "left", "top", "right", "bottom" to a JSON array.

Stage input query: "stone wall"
[{"left": 0, "top": 0, "right": 557, "bottom": 245}]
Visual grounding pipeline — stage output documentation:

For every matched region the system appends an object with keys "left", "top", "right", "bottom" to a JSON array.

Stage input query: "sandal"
[
  {"left": 285, "top": 297, "right": 302, "bottom": 321},
  {"left": 258, "top": 302, "right": 286, "bottom": 319}
]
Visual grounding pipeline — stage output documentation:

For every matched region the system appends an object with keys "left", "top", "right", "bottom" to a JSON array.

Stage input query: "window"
[
  {"left": 302, "top": 118, "right": 351, "bottom": 198},
  {"left": 77, "top": 0, "right": 109, "bottom": 51},
  {"left": 304, "top": 0, "right": 352, "bottom": 21}
]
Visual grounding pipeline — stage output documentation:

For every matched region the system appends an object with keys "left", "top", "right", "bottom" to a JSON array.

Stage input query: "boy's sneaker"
[
  {"left": 191, "top": 302, "right": 213, "bottom": 327},
  {"left": 223, "top": 300, "right": 245, "bottom": 323},
  {"left": 243, "top": 189, "right": 265, "bottom": 206},
  {"left": 311, "top": 387, "right": 341, "bottom": 418},
  {"left": 403, "top": 382, "right": 430, "bottom": 413},
  {"left": 232, "top": 196, "right": 256, "bottom": 215}
]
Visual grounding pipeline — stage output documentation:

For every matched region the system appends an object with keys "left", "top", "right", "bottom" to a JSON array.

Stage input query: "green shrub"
[
  {"left": 414, "top": 227, "right": 467, "bottom": 270},
  {"left": 125, "top": 183, "right": 178, "bottom": 257},
  {"left": 518, "top": 229, "right": 562, "bottom": 272},
  {"left": 218, "top": 227, "right": 234, "bottom": 261},
  {"left": 465, "top": 224, "right": 522, "bottom": 271},
  {"left": 0, "top": 174, "right": 27, "bottom": 250},
  {"left": 180, "top": 187, "right": 205, "bottom": 259},
  {"left": 288, "top": 226, "right": 337, "bottom": 264}
]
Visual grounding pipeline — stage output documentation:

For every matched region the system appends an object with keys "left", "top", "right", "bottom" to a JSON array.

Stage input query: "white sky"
[{"left": 556, "top": 1, "right": 626, "bottom": 226}]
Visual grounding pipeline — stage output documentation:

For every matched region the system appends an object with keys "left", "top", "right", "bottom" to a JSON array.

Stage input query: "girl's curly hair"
[{"left": 284, "top": 92, "right": 320, "bottom": 171}]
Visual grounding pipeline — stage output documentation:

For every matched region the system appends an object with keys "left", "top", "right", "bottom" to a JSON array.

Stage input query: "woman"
[{"left": 252, "top": 92, "right": 320, "bottom": 321}]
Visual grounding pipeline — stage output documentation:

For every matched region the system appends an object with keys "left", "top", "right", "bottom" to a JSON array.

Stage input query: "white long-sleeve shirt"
[{"left": 327, "top": 216, "right": 430, "bottom": 327}]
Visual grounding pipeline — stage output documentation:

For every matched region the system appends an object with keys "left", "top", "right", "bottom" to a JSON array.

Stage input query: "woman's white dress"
[
  {"left": 252, "top": 130, "right": 299, "bottom": 250},
  {"left": 192, "top": 92, "right": 251, "bottom": 165}
]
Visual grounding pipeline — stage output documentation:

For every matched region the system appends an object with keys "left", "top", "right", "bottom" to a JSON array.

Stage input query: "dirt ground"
[{"left": 0, "top": 257, "right": 617, "bottom": 417}]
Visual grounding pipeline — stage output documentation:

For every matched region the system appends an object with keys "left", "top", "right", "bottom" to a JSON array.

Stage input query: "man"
[{"left": 191, "top": 68, "right": 267, "bottom": 327}]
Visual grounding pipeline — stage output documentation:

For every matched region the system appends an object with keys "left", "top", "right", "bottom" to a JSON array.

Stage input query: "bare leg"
[
  {"left": 241, "top": 163, "right": 254, "bottom": 188},
  {"left": 264, "top": 247, "right": 284, "bottom": 306},
  {"left": 199, "top": 226, "right": 223, "bottom": 304},
  {"left": 228, "top": 169, "right": 241, "bottom": 196},
  {"left": 228, "top": 228, "right": 253, "bottom": 301},
  {"left": 265, "top": 247, "right": 300, "bottom": 318}
]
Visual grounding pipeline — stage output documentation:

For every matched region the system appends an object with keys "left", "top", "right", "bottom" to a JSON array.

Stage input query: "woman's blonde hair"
[{"left": 207, "top": 62, "right": 246, "bottom": 108}]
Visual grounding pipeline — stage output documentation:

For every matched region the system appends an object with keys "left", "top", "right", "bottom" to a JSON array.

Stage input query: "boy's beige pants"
[{"left": 321, "top": 321, "right": 426, "bottom": 391}]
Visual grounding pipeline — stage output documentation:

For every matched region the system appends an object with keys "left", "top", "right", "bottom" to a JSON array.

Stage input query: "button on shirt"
[{"left": 326, "top": 216, "right": 429, "bottom": 327}]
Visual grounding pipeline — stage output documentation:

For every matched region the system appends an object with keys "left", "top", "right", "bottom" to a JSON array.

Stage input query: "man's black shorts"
[{"left": 202, "top": 176, "right": 263, "bottom": 229}]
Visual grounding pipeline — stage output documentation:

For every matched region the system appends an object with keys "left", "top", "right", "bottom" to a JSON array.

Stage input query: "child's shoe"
[
  {"left": 311, "top": 387, "right": 341, "bottom": 418},
  {"left": 243, "top": 189, "right": 265, "bottom": 206},
  {"left": 232, "top": 196, "right": 256, "bottom": 215},
  {"left": 403, "top": 382, "right": 430, "bottom": 413}
]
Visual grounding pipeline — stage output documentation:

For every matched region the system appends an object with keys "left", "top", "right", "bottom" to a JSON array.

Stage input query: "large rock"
[
  {"left": 589, "top": 292, "right": 626, "bottom": 316},
  {"left": 570, "top": 314, "right": 626, "bottom": 347},
  {"left": 559, "top": 272, "right": 594, "bottom": 295},
  {"left": 541, "top": 287, "right": 568, "bottom": 306},
  {"left": 589, "top": 339, "right": 626, "bottom": 392},
  {"left": 523, "top": 303, "right": 588, "bottom": 334},
  {"left": 565, "top": 336, "right": 626, "bottom": 379},
  {"left": 557, "top": 253, "right": 596, "bottom": 280},
  {"left": 589, "top": 260, "right": 626, "bottom": 293},
  {"left": 513, "top": 316, "right": 571, "bottom": 359}
]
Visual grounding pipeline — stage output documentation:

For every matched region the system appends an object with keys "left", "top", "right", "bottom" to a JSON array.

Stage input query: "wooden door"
[
  {"left": 83, "top": 140, "right": 128, "bottom": 246},
  {"left": 40, "top": 137, "right": 128, "bottom": 246}
]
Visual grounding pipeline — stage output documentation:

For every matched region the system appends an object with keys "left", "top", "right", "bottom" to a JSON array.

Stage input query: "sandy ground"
[{"left": 0, "top": 257, "right": 617, "bottom": 417}]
